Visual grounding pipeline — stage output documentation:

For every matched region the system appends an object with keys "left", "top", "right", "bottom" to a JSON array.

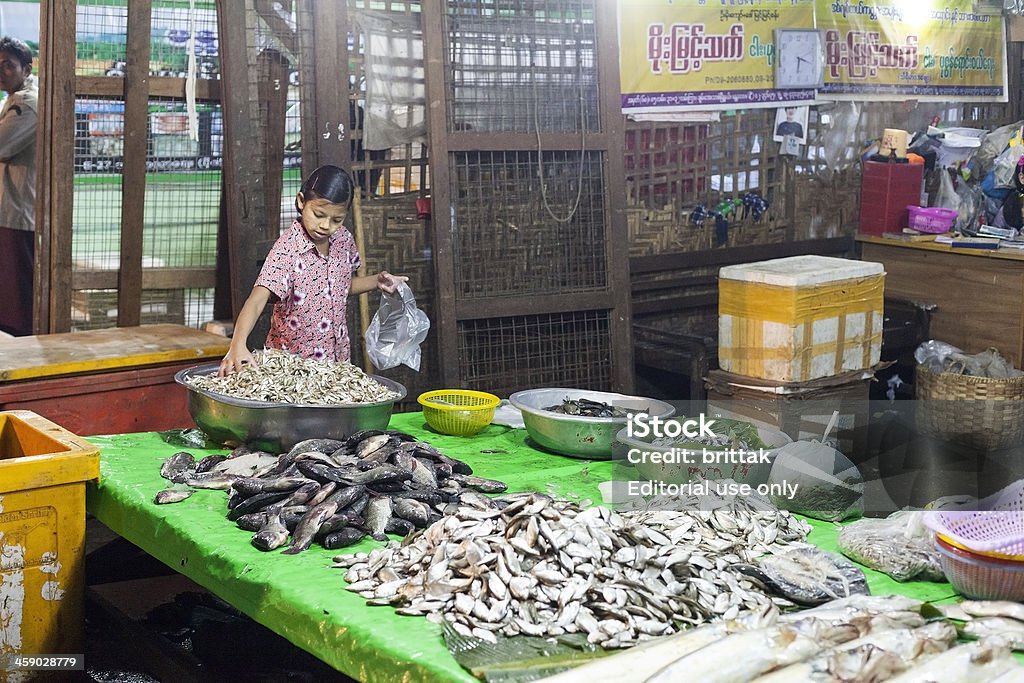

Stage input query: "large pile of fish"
[
  {"left": 156, "top": 430, "right": 507, "bottom": 552},
  {"left": 186, "top": 348, "right": 399, "bottom": 404},
  {"left": 540, "top": 595, "right": 1024, "bottom": 683},
  {"left": 333, "top": 492, "right": 814, "bottom": 647}
]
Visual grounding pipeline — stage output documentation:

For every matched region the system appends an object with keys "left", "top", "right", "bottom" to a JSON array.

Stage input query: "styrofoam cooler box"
[{"left": 718, "top": 255, "right": 885, "bottom": 382}]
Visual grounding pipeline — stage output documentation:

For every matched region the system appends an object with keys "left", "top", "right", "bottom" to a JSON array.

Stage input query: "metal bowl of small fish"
[
  {"left": 175, "top": 362, "right": 407, "bottom": 453},
  {"left": 616, "top": 416, "right": 791, "bottom": 486},
  {"left": 509, "top": 388, "right": 675, "bottom": 459}
]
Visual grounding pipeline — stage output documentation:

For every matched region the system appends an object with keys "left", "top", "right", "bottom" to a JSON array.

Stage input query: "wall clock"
[{"left": 774, "top": 29, "right": 824, "bottom": 90}]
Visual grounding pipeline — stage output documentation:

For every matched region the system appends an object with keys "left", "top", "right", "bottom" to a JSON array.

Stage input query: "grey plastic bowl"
[
  {"left": 509, "top": 388, "right": 676, "bottom": 459},
  {"left": 174, "top": 362, "right": 407, "bottom": 453}
]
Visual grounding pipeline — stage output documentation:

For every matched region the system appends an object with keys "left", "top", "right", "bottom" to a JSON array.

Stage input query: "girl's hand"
[
  {"left": 219, "top": 347, "right": 258, "bottom": 376},
  {"left": 377, "top": 271, "right": 409, "bottom": 295}
]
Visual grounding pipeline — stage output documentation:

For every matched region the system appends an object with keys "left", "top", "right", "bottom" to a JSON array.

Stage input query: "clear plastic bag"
[
  {"left": 837, "top": 510, "right": 946, "bottom": 582},
  {"left": 767, "top": 439, "right": 864, "bottom": 522},
  {"left": 364, "top": 281, "right": 430, "bottom": 371}
]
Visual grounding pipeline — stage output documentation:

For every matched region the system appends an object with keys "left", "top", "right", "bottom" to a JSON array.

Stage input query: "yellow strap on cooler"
[{"left": 718, "top": 276, "right": 884, "bottom": 324}]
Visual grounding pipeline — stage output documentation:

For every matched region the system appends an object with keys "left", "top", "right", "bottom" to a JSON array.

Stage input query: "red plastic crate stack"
[{"left": 858, "top": 160, "right": 924, "bottom": 236}]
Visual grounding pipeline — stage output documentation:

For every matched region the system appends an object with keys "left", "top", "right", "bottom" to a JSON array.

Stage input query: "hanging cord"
[{"left": 532, "top": 35, "right": 587, "bottom": 224}]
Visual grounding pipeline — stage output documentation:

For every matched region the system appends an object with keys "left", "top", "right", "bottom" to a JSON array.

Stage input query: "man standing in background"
[{"left": 0, "top": 37, "right": 37, "bottom": 336}]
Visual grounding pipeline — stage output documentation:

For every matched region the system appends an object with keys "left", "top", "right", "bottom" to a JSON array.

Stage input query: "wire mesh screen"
[
  {"left": 443, "top": 0, "right": 599, "bottom": 133},
  {"left": 73, "top": 2, "right": 221, "bottom": 331},
  {"left": 451, "top": 149, "right": 607, "bottom": 298},
  {"left": 75, "top": 1, "right": 127, "bottom": 77},
  {"left": 458, "top": 310, "right": 612, "bottom": 395}
]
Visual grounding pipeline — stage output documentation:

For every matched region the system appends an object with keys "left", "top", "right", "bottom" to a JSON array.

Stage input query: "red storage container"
[{"left": 858, "top": 160, "right": 924, "bottom": 236}]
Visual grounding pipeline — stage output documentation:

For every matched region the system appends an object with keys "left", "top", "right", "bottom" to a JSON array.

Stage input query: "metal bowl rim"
[
  {"left": 174, "top": 361, "right": 407, "bottom": 409},
  {"left": 509, "top": 388, "right": 676, "bottom": 425}
]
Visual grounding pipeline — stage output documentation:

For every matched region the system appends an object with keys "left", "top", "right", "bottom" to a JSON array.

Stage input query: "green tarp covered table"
[{"left": 86, "top": 412, "right": 958, "bottom": 682}]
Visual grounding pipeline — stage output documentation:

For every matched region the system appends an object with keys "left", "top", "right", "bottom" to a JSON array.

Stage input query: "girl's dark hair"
[
  {"left": 296, "top": 165, "right": 354, "bottom": 213},
  {"left": 0, "top": 37, "right": 32, "bottom": 68}
]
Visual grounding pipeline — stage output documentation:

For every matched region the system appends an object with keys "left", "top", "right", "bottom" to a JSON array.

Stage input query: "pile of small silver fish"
[
  {"left": 186, "top": 348, "right": 399, "bottom": 404},
  {"left": 333, "top": 492, "right": 813, "bottom": 647},
  {"left": 155, "top": 430, "right": 507, "bottom": 552},
  {"left": 545, "top": 595, "right": 1024, "bottom": 683}
]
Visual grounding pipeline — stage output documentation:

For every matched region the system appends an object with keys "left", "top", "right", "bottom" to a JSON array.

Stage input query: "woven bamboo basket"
[{"left": 915, "top": 363, "right": 1024, "bottom": 451}]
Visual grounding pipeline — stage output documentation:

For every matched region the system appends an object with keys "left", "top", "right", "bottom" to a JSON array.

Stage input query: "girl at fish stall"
[{"left": 219, "top": 164, "right": 407, "bottom": 375}]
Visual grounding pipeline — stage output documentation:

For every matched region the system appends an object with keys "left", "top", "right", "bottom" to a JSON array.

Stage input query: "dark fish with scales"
[
  {"left": 226, "top": 490, "right": 291, "bottom": 521},
  {"left": 284, "top": 438, "right": 347, "bottom": 461},
  {"left": 154, "top": 488, "right": 193, "bottom": 504},
  {"left": 364, "top": 496, "right": 393, "bottom": 541},
  {"left": 322, "top": 527, "right": 366, "bottom": 549},
  {"left": 409, "top": 458, "right": 439, "bottom": 488},
  {"left": 325, "top": 484, "right": 366, "bottom": 509},
  {"left": 384, "top": 517, "right": 416, "bottom": 536},
  {"left": 314, "top": 511, "right": 366, "bottom": 539},
  {"left": 295, "top": 460, "right": 351, "bottom": 484},
  {"left": 235, "top": 511, "right": 270, "bottom": 531},
  {"left": 304, "top": 481, "right": 338, "bottom": 507},
  {"left": 283, "top": 500, "right": 339, "bottom": 554},
  {"left": 339, "top": 464, "right": 412, "bottom": 487},
  {"left": 160, "top": 451, "right": 196, "bottom": 481},
  {"left": 183, "top": 472, "right": 240, "bottom": 490},
  {"left": 194, "top": 454, "right": 228, "bottom": 474},
  {"left": 251, "top": 512, "right": 290, "bottom": 551},
  {"left": 356, "top": 433, "right": 392, "bottom": 460},
  {"left": 392, "top": 497, "right": 431, "bottom": 528},
  {"left": 449, "top": 473, "right": 508, "bottom": 493},
  {"left": 280, "top": 481, "right": 322, "bottom": 508}
]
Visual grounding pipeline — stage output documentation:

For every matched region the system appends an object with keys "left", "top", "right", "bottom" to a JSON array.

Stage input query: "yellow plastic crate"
[
  {"left": 718, "top": 256, "right": 885, "bottom": 383},
  {"left": 0, "top": 411, "right": 99, "bottom": 663}
]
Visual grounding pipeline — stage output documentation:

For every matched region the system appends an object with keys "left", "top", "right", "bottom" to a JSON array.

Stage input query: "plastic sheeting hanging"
[{"left": 355, "top": 10, "right": 427, "bottom": 151}]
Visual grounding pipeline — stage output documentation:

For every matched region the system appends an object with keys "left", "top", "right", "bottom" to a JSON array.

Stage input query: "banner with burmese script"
[
  {"left": 818, "top": 0, "right": 1007, "bottom": 101},
  {"left": 618, "top": 0, "right": 816, "bottom": 113}
]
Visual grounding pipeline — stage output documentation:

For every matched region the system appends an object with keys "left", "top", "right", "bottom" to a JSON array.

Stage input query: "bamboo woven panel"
[
  {"left": 915, "top": 364, "right": 1024, "bottom": 452},
  {"left": 457, "top": 311, "right": 613, "bottom": 397}
]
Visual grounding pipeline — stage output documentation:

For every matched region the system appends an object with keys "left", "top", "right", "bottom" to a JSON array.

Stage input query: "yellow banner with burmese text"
[
  {"left": 817, "top": 0, "right": 1007, "bottom": 101},
  {"left": 618, "top": 0, "right": 816, "bottom": 113}
]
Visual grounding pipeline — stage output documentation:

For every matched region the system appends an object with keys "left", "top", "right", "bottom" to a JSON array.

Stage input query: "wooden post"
[{"left": 116, "top": 0, "right": 153, "bottom": 327}]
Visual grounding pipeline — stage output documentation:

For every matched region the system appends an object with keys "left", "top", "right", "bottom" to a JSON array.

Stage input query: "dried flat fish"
[{"left": 187, "top": 348, "right": 399, "bottom": 404}]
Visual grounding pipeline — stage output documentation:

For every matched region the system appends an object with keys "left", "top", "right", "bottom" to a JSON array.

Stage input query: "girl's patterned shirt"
[{"left": 255, "top": 219, "right": 361, "bottom": 362}]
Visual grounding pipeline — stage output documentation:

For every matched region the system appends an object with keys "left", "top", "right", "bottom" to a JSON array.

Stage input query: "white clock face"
[{"left": 775, "top": 30, "right": 822, "bottom": 89}]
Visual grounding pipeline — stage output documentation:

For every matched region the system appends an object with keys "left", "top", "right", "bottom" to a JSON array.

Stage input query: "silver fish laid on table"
[
  {"left": 885, "top": 638, "right": 1019, "bottom": 683},
  {"left": 539, "top": 607, "right": 781, "bottom": 683},
  {"left": 752, "top": 620, "right": 957, "bottom": 683},
  {"left": 962, "top": 617, "right": 1024, "bottom": 650},
  {"left": 644, "top": 616, "right": 863, "bottom": 683},
  {"left": 959, "top": 600, "right": 1024, "bottom": 623}
]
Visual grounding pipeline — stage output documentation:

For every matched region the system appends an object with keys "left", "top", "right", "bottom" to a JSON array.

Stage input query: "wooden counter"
[
  {"left": 858, "top": 236, "right": 1024, "bottom": 366},
  {"left": 0, "top": 324, "right": 229, "bottom": 435}
]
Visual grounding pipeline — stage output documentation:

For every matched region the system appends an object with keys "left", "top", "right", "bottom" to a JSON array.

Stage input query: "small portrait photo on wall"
[{"left": 773, "top": 105, "right": 809, "bottom": 145}]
